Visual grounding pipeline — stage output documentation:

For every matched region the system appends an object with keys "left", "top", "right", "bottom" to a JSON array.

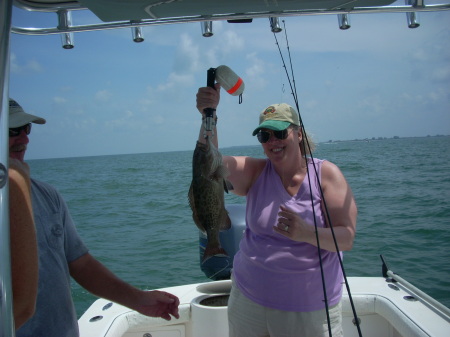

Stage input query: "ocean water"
[{"left": 28, "top": 136, "right": 450, "bottom": 317}]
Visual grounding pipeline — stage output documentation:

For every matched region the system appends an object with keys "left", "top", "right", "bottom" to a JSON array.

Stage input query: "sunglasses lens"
[
  {"left": 257, "top": 129, "right": 290, "bottom": 143},
  {"left": 257, "top": 131, "right": 270, "bottom": 143},
  {"left": 273, "top": 130, "right": 286, "bottom": 140},
  {"left": 9, "top": 123, "right": 31, "bottom": 137}
]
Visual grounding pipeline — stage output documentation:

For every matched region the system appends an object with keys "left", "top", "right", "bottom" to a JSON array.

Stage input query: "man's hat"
[{"left": 9, "top": 98, "right": 46, "bottom": 128}]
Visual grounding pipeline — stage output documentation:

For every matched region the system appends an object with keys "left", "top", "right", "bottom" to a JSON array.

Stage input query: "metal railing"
[{"left": 10, "top": 1, "right": 450, "bottom": 36}]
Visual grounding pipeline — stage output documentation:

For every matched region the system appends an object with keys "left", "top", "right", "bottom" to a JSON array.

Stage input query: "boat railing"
[{"left": 381, "top": 255, "right": 450, "bottom": 322}]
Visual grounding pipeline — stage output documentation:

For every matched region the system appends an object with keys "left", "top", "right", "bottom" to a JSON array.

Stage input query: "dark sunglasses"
[
  {"left": 256, "top": 128, "right": 291, "bottom": 144},
  {"left": 9, "top": 123, "right": 32, "bottom": 137}
]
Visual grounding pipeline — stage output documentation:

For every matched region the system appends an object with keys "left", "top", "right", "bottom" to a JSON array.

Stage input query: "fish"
[{"left": 188, "top": 136, "right": 232, "bottom": 263}]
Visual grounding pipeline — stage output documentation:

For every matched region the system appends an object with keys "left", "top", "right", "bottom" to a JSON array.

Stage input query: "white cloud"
[
  {"left": 53, "top": 96, "right": 67, "bottom": 104},
  {"left": 27, "top": 60, "right": 43, "bottom": 72},
  {"left": 95, "top": 89, "right": 112, "bottom": 102},
  {"left": 72, "top": 117, "right": 96, "bottom": 130},
  {"left": 220, "top": 29, "right": 245, "bottom": 55},
  {"left": 431, "top": 66, "right": 450, "bottom": 82},
  {"left": 153, "top": 115, "right": 164, "bottom": 124},
  {"left": 157, "top": 72, "right": 195, "bottom": 92},
  {"left": 245, "top": 52, "right": 269, "bottom": 90},
  {"left": 105, "top": 109, "right": 135, "bottom": 129},
  {"left": 9, "top": 53, "right": 43, "bottom": 73},
  {"left": 174, "top": 33, "right": 200, "bottom": 74}
]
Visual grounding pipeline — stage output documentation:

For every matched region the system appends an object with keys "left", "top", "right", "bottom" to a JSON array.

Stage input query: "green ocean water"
[{"left": 28, "top": 136, "right": 450, "bottom": 317}]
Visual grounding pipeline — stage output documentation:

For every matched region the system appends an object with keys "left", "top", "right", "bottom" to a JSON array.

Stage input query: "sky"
[{"left": 8, "top": 2, "right": 450, "bottom": 160}]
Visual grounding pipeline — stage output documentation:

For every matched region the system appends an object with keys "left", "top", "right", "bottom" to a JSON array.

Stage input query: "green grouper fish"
[{"left": 188, "top": 136, "right": 232, "bottom": 262}]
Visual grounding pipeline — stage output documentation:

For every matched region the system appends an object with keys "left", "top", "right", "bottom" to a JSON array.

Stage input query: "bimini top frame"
[{"left": 10, "top": 0, "right": 450, "bottom": 36}]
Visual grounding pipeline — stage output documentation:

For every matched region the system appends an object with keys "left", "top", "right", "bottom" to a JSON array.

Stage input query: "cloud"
[
  {"left": 157, "top": 72, "right": 195, "bottom": 92},
  {"left": 431, "top": 65, "right": 450, "bottom": 82},
  {"left": 153, "top": 115, "right": 164, "bottom": 125},
  {"left": 10, "top": 53, "right": 43, "bottom": 73},
  {"left": 95, "top": 89, "right": 112, "bottom": 102},
  {"left": 70, "top": 117, "right": 96, "bottom": 130},
  {"left": 105, "top": 109, "right": 134, "bottom": 129},
  {"left": 173, "top": 33, "right": 200, "bottom": 74},
  {"left": 53, "top": 96, "right": 67, "bottom": 104},
  {"left": 216, "top": 29, "right": 245, "bottom": 58},
  {"left": 245, "top": 52, "right": 269, "bottom": 90}
]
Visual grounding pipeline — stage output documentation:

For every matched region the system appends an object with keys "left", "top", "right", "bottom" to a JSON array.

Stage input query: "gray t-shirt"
[{"left": 17, "top": 179, "right": 88, "bottom": 337}]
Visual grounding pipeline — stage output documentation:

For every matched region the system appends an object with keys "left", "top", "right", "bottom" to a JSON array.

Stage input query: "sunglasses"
[
  {"left": 9, "top": 123, "right": 32, "bottom": 137},
  {"left": 256, "top": 128, "right": 292, "bottom": 144}
]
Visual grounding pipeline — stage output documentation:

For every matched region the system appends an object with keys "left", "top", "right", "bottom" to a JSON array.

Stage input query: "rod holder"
[
  {"left": 201, "top": 21, "right": 213, "bottom": 37},
  {"left": 338, "top": 14, "right": 351, "bottom": 30},
  {"left": 405, "top": 0, "right": 420, "bottom": 28},
  {"left": 132, "top": 26, "right": 144, "bottom": 42},
  {"left": 57, "top": 10, "right": 74, "bottom": 49},
  {"left": 269, "top": 17, "right": 282, "bottom": 33}
]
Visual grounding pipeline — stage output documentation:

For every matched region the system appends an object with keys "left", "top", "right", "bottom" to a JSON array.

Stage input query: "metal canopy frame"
[{"left": 10, "top": 0, "right": 450, "bottom": 36}]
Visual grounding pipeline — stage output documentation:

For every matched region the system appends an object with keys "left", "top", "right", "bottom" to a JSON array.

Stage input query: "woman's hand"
[
  {"left": 274, "top": 205, "right": 314, "bottom": 243},
  {"left": 196, "top": 84, "right": 221, "bottom": 116}
]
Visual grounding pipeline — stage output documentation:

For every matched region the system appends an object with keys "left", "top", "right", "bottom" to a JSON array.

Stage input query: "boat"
[{"left": 1, "top": 1, "right": 450, "bottom": 337}]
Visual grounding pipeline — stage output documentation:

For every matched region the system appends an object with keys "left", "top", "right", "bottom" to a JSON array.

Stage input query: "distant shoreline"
[
  {"left": 225, "top": 134, "right": 450, "bottom": 149},
  {"left": 321, "top": 134, "right": 449, "bottom": 144}
]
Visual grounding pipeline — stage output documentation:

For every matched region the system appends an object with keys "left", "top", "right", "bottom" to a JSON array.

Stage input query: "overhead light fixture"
[
  {"left": 57, "top": 10, "right": 74, "bottom": 49},
  {"left": 269, "top": 17, "right": 282, "bottom": 33},
  {"left": 338, "top": 14, "right": 351, "bottom": 30},
  {"left": 405, "top": 0, "right": 420, "bottom": 28},
  {"left": 201, "top": 21, "right": 213, "bottom": 37},
  {"left": 132, "top": 27, "right": 144, "bottom": 42}
]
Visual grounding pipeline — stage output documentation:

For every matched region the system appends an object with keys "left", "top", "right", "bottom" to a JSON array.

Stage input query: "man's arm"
[
  {"left": 9, "top": 159, "right": 38, "bottom": 329},
  {"left": 69, "top": 253, "right": 179, "bottom": 321}
]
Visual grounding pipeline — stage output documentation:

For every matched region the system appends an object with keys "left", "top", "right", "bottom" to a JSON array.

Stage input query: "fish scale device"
[{"left": 203, "top": 65, "right": 245, "bottom": 136}]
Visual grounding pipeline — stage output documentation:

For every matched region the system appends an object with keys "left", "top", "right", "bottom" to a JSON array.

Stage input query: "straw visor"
[
  {"left": 252, "top": 103, "right": 300, "bottom": 136},
  {"left": 9, "top": 98, "right": 46, "bottom": 128}
]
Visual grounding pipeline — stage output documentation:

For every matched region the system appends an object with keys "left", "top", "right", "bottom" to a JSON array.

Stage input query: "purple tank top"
[{"left": 232, "top": 158, "right": 343, "bottom": 312}]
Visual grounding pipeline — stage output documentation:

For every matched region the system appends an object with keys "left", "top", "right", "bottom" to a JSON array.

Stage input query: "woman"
[{"left": 196, "top": 85, "right": 357, "bottom": 337}]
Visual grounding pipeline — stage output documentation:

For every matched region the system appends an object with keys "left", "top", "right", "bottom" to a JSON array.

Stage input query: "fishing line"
[
  {"left": 272, "top": 23, "right": 332, "bottom": 335},
  {"left": 272, "top": 19, "right": 362, "bottom": 337},
  {"left": 206, "top": 259, "right": 231, "bottom": 280}
]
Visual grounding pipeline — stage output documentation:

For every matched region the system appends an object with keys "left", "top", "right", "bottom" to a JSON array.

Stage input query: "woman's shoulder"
[
  {"left": 319, "top": 159, "right": 348, "bottom": 188},
  {"left": 223, "top": 156, "right": 267, "bottom": 196},
  {"left": 224, "top": 155, "right": 266, "bottom": 171}
]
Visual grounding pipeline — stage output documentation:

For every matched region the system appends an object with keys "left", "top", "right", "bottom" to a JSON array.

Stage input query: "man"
[{"left": 9, "top": 98, "right": 179, "bottom": 336}]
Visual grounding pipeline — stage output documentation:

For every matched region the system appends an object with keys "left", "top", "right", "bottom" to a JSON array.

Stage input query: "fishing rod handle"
[{"left": 204, "top": 67, "right": 217, "bottom": 131}]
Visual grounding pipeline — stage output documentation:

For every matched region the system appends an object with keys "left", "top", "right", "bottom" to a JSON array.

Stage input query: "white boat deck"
[{"left": 78, "top": 277, "right": 450, "bottom": 337}]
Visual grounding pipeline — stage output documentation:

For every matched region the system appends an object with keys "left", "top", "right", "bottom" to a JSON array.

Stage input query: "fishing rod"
[
  {"left": 273, "top": 27, "right": 332, "bottom": 336},
  {"left": 272, "top": 19, "right": 363, "bottom": 337}
]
